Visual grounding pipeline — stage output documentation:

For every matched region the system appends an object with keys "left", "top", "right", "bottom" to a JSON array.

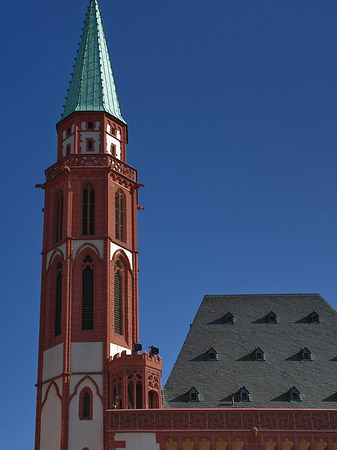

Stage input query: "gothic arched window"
[
  {"left": 82, "top": 255, "right": 94, "bottom": 330},
  {"left": 114, "top": 261, "right": 123, "bottom": 335},
  {"left": 127, "top": 371, "right": 143, "bottom": 409},
  {"left": 55, "top": 192, "right": 63, "bottom": 242},
  {"left": 83, "top": 185, "right": 95, "bottom": 235},
  {"left": 79, "top": 388, "right": 93, "bottom": 420},
  {"left": 115, "top": 191, "right": 126, "bottom": 242},
  {"left": 55, "top": 263, "right": 62, "bottom": 337}
]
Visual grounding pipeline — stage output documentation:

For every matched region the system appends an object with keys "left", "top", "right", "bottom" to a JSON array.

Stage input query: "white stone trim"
[
  {"left": 42, "top": 343, "right": 64, "bottom": 382},
  {"left": 110, "top": 343, "right": 131, "bottom": 358},
  {"left": 110, "top": 242, "right": 133, "bottom": 269},
  {"left": 46, "top": 243, "right": 66, "bottom": 270},
  {"left": 70, "top": 342, "right": 103, "bottom": 373}
]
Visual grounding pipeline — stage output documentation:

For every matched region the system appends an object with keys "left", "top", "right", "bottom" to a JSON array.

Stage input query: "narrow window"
[
  {"left": 87, "top": 139, "right": 93, "bottom": 151},
  {"left": 88, "top": 121, "right": 93, "bottom": 129},
  {"left": 114, "top": 263, "right": 122, "bottom": 335},
  {"left": 127, "top": 372, "right": 143, "bottom": 409},
  {"left": 55, "top": 192, "right": 63, "bottom": 242},
  {"left": 83, "top": 185, "right": 95, "bottom": 235},
  {"left": 111, "top": 375, "right": 122, "bottom": 408},
  {"left": 111, "top": 143, "right": 116, "bottom": 156},
  {"left": 79, "top": 388, "right": 93, "bottom": 420},
  {"left": 67, "top": 127, "right": 70, "bottom": 136},
  {"left": 66, "top": 144, "right": 71, "bottom": 155},
  {"left": 111, "top": 126, "right": 116, "bottom": 135},
  {"left": 149, "top": 391, "right": 159, "bottom": 408},
  {"left": 83, "top": 393, "right": 90, "bottom": 418},
  {"left": 82, "top": 256, "right": 94, "bottom": 330},
  {"left": 115, "top": 192, "right": 126, "bottom": 242},
  {"left": 55, "top": 264, "right": 62, "bottom": 337}
]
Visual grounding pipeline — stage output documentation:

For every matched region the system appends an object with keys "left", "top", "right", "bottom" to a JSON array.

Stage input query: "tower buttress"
[{"left": 34, "top": 2, "right": 162, "bottom": 450}]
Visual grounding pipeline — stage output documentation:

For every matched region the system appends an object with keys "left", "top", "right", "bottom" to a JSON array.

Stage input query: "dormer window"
[
  {"left": 88, "top": 121, "right": 93, "bottom": 129},
  {"left": 189, "top": 387, "right": 199, "bottom": 402},
  {"left": 224, "top": 312, "right": 234, "bottom": 324},
  {"left": 290, "top": 387, "right": 301, "bottom": 402},
  {"left": 301, "top": 347, "right": 311, "bottom": 361},
  {"left": 239, "top": 387, "right": 250, "bottom": 402},
  {"left": 309, "top": 311, "right": 319, "bottom": 323},
  {"left": 207, "top": 347, "right": 217, "bottom": 361},
  {"left": 267, "top": 311, "right": 277, "bottom": 324},
  {"left": 254, "top": 348, "right": 264, "bottom": 361}
]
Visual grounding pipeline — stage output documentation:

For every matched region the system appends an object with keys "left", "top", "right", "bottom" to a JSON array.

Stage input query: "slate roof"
[
  {"left": 163, "top": 294, "right": 337, "bottom": 408},
  {"left": 60, "top": 0, "right": 125, "bottom": 123}
]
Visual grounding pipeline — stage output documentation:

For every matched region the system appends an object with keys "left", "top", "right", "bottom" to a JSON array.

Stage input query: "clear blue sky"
[{"left": 1, "top": 1, "right": 337, "bottom": 448}]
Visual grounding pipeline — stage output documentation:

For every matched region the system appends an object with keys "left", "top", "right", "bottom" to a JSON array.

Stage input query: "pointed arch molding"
[
  {"left": 46, "top": 246, "right": 66, "bottom": 271},
  {"left": 73, "top": 240, "right": 103, "bottom": 260},
  {"left": 110, "top": 243, "right": 133, "bottom": 270},
  {"left": 41, "top": 381, "right": 62, "bottom": 409},
  {"left": 69, "top": 375, "right": 103, "bottom": 405}
]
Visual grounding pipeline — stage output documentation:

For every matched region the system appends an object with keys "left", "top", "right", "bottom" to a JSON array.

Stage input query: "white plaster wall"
[
  {"left": 110, "top": 242, "right": 133, "bottom": 269},
  {"left": 62, "top": 134, "right": 75, "bottom": 157},
  {"left": 70, "top": 342, "right": 103, "bottom": 373},
  {"left": 69, "top": 374, "right": 103, "bottom": 397},
  {"left": 46, "top": 243, "right": 66, "bottom": 270},
  {"left": 110, "top": 343, "right": 131, "bottom": 358},
  {"left": 42, "top": 343, "right": 64, "bottom": 381},
  {"left": 68, "top": 376, "right": 103, "bottom": 450},
  {"left": 73, "top": 239, "right": 104, "bottom": 259},
  {"left": 40, "top": 384, "right": 62, "bottom": 450},
  {"left": 115, "top": 433, "right": 159, "bottom": 450},
  {"left": 42, "top": 378, "right": 63, "bottom": 403},
  {"left": 80, "top": 131, "right": 101, "bottom": 153},
  {"left": 106, "top": 133, "right": 121, "bottom": 159}
]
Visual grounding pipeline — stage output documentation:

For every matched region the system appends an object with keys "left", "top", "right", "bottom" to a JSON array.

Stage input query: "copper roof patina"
[{"left": 60, "top": 0, "right": 125, "bottom": 123}]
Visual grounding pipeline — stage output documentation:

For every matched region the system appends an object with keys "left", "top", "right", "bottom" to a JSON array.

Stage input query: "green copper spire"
[{"left": 60, "top": 0, "right": 126, "bottom": 123}]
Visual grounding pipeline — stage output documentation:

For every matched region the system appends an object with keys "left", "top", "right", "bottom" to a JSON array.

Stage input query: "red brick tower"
[{"left": 34, "top": 2, "right": 162, "bottom": 450}]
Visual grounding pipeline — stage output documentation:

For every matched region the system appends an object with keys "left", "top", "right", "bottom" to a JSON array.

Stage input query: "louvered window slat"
[
  {"left": 83, "top": 188, "right": 88, "bottom": 235},
  {"left": 114, "top": 272, "right": 122, "bottom": 335},
  {"left": 55, "top": 272, "right": 62, "bottom": 337},
  {"left": 56, "top": 193, "right": 63, "bottom": 242},
  {"left": 82, "top": 266, "right": 94, "bottom": 330},
  {"left": 115, "top": 193, "right": 119, "bottom": 239},
  {"left": 89, "top": 188, "right": 95, "bottom": 235},
  {"left": 115, "top": 192, "right": 126, "bottom": 242}
]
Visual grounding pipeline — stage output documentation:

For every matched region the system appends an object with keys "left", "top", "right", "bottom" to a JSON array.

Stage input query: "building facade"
[
  {"left": 34, "top": 2, "right": 161, "bottom": 450},
  {"left": 35, "top": 1, "right": 337, "bottom": 449}
]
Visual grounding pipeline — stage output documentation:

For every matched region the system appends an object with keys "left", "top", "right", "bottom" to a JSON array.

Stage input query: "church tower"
[{"left": 34, "top": 2, "right": 162, "bottom": 450}]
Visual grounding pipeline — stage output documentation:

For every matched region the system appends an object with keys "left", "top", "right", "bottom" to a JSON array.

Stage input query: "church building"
[{"left": 34, "top": 1, "right": 337, "bottom": 450}]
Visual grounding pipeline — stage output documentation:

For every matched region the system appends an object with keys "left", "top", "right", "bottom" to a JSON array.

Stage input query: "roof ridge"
[{"left": 204, "top": 293, "right": 321, "bottom": 297}]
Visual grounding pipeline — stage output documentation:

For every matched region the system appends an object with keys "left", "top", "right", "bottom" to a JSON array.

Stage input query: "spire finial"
[{"left": 60, "top": 0, "right": 126, "bottom": 123}]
